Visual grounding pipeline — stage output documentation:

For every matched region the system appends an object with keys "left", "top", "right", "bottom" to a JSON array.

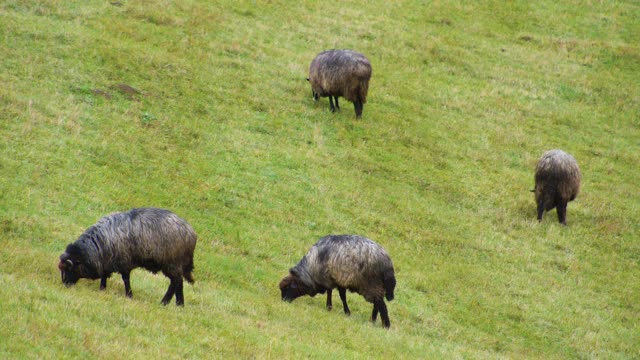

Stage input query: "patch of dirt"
[
  {"left": 111, "top": 84, "right": 142, "bottom": 100},
  {"left": 91, "top": 89, "right": 112, "bottom": 100}
]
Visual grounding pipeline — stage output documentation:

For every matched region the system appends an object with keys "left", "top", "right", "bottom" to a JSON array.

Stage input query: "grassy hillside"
[{"left": 1, "top": 0, "right": 638, "bottom": 358}]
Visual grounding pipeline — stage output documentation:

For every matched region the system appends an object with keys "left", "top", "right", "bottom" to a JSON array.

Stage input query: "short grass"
[{"left": 1, "top": 0, "right": 639, "bottom": 358}]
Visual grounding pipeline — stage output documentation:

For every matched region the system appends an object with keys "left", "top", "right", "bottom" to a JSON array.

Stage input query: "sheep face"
[
  {"left": 279, "top": 274, "right": 316, "bottom": 302},
  {"left": 58, "top": 248, "right": 100, "bottom": 286},
  {"left": 306, "top": 78, "right": 319, "bottom": 101},
  {"left": 58, "top": 259, "right": 80, "bottom": 286}
]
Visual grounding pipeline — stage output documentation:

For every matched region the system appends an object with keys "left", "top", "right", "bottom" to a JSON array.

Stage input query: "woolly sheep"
[
  {"left": 307, "top": 49, "right": 372, "bottom": 118},
  {"left": 58, "top": 208, "right": 197, "bottom": 306},
  {"left": 534, "top": 150, "right": 581, "bottom": 225},
  {"left": 279, "top": 234, "right": 396, "bottom": 328}
]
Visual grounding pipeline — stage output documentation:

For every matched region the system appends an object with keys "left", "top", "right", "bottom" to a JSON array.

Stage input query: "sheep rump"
[
  {"left": 534, "top": 149, "right": 581, "bottom": 225},
  {"left": 58, "top": 208, "right": 197, "bottom": 306},
  {"left": 279, "top": 234, "right": 396, "bottom": 328}
]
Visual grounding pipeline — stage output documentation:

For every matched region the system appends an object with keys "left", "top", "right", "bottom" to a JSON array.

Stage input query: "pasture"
[{"left": 1, "top": 1, "right": 638, "bottom": 358}]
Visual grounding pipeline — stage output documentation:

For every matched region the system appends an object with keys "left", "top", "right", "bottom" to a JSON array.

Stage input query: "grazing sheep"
[
  {"left": 58, "top": 208, "right": 197, "bottom": 306},
  {"left": 307, "top": 49, "right": 372, "bottom": 118},
  {"left": 534, "top": 150, "right": 581, "bottom": 225},
  {"left": 279, "top": 235, "right": 396, "bottom": 328}
]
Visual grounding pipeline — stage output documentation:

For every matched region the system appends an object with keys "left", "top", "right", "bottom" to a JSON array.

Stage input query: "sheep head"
[{"left": 279, "top": 272, "right": 315, "bottom": 302}]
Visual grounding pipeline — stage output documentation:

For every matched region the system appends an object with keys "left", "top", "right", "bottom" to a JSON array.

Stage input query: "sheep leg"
[
  {"left": 536, "top": 199, "right": 545, "bottom": 222},
  {"left": 326, "top": 289, "right": 333, "bottom": 310},
  {"left": 557, "top": 201, "right": 568, "bottom": 225},
  {"left": 174, "top": 277, "right": 185, "bottom": 306},
  {"left": 374, "top": 298, "right": 390, "bottom": 328},
  {"left": 100, "top": 276, "right": 108, "bottom": 290},
  {"left": 338, "top": 287, "right": 350, "bottom": 315},
  {"left": 334, "top": 96, "right": 340, "bottom": 110},
  {"left": 354, "top": 100, "right": 363, "bottom": 118},
  {"left": 329, "top": 96, "right": 336, "bottom": 112},
  {"left": 161, "top": 278, "right": 177, "bottom": 306},
  {"left": 371, "top": 303, "right": 379, "bottom": 322},
  {"left": 121, "top": 272, "right": 133, "bottom": 298}
]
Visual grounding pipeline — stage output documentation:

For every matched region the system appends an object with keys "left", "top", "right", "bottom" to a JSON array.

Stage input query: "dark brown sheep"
[
  {"left": 307, "top": 49, "right": 372, "bottom": 118},
  {"left": 534, "top": 150, "right": 581, "bottom": 225},
  {"left": 58, "top": 208, "right": 197, "bottom": 306},
  {"left": 279, "top": 235, "right": 396, "bottom": 328}
]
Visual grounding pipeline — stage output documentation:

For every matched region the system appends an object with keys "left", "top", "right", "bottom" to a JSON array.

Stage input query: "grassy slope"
[{"left": 1, "top": 0, "right": 638, "bottom": 358}]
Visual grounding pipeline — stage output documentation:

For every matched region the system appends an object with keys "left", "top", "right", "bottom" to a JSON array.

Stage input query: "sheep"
[
  {"left": 307, "top": 49, "right": 372, "bottom": 118},
  {"left": 58, "top": 208, "right": 197, "bottom": 306},
  {"left": 279, "top": 234, "right": 396, "bottom": 328},
  {"left": 534, "top": 149, "right": 581, "bottom": 225}
]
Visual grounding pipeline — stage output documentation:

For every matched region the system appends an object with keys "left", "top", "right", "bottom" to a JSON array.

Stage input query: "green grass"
[{"left": 1, "top": 0, "right": 639, "bottom": 358}]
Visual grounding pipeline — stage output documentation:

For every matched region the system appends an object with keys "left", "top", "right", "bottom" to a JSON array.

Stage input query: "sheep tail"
[
  {"left": 358, "top": 78, "right": 369, "bottom": 104},
  {"left": 184, "top": 260, "right": 195, "bottom": 284},
  {"left": 384, "top": 271, "right": 396, "bottom": 301}
]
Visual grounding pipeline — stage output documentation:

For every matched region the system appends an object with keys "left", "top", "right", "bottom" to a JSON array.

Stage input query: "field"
[{"left": 1, "top": 0, "right": 639, "bottom": 358}]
